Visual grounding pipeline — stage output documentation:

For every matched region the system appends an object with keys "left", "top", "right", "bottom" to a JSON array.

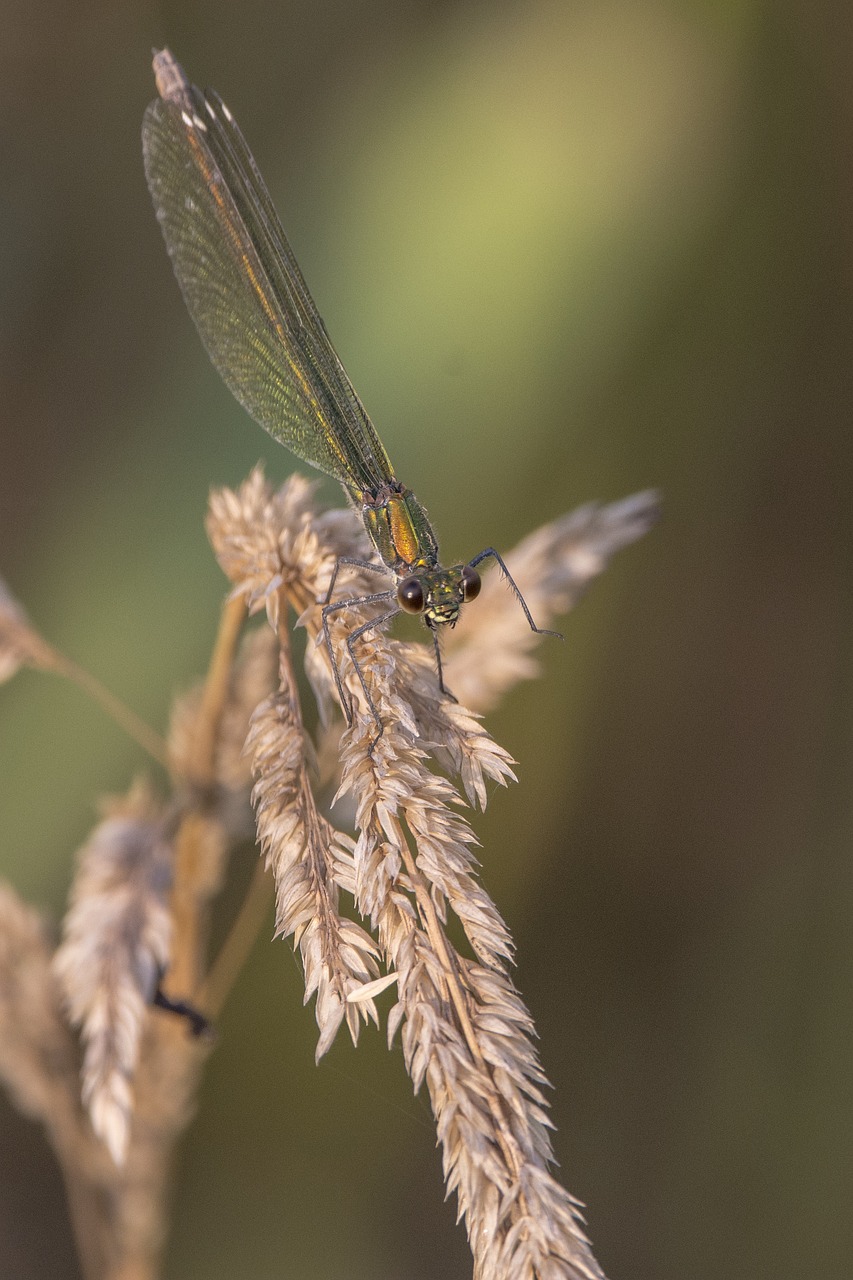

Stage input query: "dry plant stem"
[
  {"left": 97, "top": 597, "right": 249, "bottom": 1280},
  {"left": 0, "top": 478, "right": 650, "bottom": 1280},
  {"left": 197, "top": 590, "right": 312, "bottom": 1017},
  {"left": 51, "top": 649, "right": 169, "bottom": 767},
  {"left": 165, "top": 815, "right": 211, "bottom": 997},
  {"left": 107, "top": 1016, "right": 210, "bottom": 1280},
  {"left": 46, "top": 1078, "right": 117, "bottom": 1280},
  {"left": 0, "top": 883, "right": 134, "bottom": 1280},
  {"left": 396, "top": 834, "right": 528, "bottom": 1187},
  {"left": 183, "top": 592, "right": 248, "bottom": 782},
  {"left": 197, "top": 856, "right": 272, "bottom": 1017},
  {"left": 167, "top": 593, "right": 246, "bottom": 997},
  {"left": 60, "top": 1160, "right": 111, "bottom": 1280}
]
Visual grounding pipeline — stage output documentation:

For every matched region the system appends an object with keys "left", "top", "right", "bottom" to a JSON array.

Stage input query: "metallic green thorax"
[
  {"left": 360, "top": 480, "right": 466, "bottom": 625},
  {"left": 360, "top": 481, "right": 438, "bottom": 571}
]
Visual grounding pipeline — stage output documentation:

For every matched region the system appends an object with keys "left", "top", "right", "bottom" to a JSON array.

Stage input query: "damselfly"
[{"left": 142, "top": 49, "right": 558, "bottom": 739}]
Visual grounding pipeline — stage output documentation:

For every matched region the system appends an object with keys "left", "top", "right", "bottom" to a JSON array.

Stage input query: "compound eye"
[
  {"left": 397, "top": 576, "right": 425, "bottom": 614},
  {"left": 460, "top": 564, "right": 481, "bottom": 602}
]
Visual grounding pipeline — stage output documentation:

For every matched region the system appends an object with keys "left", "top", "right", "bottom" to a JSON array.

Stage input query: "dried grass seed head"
[
  {"left": 445, "top": 489, "right": 661, "bottom": 713},
  {"left": 247, "top": 689, "right": 381, "bottom": 1057},
  {"left": 0, "top": 883, "right": 79, "bottom": 1127},
  {"left": 54, "top": 780, "right": 173, "bottom": 1164},
  {"left": 207, "top": 469, "right": 368, "bottom": 620}
]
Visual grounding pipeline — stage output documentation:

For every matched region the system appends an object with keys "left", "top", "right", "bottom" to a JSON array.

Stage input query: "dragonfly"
[{"left": 142, "top": 49, "right": 559, "bottom": 740}]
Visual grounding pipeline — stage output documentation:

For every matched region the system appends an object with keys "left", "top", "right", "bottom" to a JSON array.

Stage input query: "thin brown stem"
[
  {"left": 43, "top": 1064, "right": 116, "bottom": 1280},
  {"left": 197, "top": 590, "right": 306, "bottom": 1017},
  {"left": 198, "top": 858, "right": 272, "bottom": 1017},
  {"left": 96, "top": 597, "right": 249, "bottom": 1278},
  {"left": 168, "top": 593, "right": 246, "bottom": 995},
  {"left": 184, "top": 592, "right": 248, "bottom": 781},
  {"left": 50, "top": 650, "right": 170, "bottom": 767}
]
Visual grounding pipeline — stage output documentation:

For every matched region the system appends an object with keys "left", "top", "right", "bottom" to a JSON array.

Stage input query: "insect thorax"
[{"left": 361, "top": 481, "right": 440, "bottom": 575}]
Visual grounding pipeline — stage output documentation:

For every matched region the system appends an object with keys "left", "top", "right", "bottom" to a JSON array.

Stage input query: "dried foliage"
[
  {"left": 54, "top": 781, "right": 173, "bottom": 1165},
  {"left": 0, "top": 468, "right": 657, "bottom": 1279},
  {"left": 248, "top": 689, "right": 381, "bottom": 1057},
  {"left": 207, "top": 470, "right": 656, "bottom": 1278},
  {"left": 444, "top": 491, "right": 660, "bottom": 713},
  {"left": 334, "top": 710, "right": 603, "bottom": 1278},
  {"left": 0, "top": 882, "right": 78, "bottom": 1125}
]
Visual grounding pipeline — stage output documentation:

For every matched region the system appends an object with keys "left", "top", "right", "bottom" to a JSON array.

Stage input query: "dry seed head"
[
  {"left": 54, "top": 780, "right": 173, "bottom": 1164},
  {"left": 445, "top": 490, "right": 661, "bottom": 713},
  {"left": 0, "top": 883, "right": 79, "bottom": 1127},
  {"left": 202, "top": 473, "right": 655, "bottom": 1278},
  {"left": 331, "top": 673, "right": 605, "bottom": 1276},
  {"left": 248, "top": 690, "right": 381, "bottom": 1056},
  {"left": 206, "top": 469, "right": 367, "bottom": 623}
]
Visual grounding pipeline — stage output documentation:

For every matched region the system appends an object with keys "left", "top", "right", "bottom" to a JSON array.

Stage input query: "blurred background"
[{"left": 2, "top": 0, "right": 852, "bottom": 1276}]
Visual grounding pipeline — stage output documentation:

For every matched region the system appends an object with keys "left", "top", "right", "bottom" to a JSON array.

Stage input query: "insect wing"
[{"left": 142, "top": 89, "right": 393, "bottom": 496}]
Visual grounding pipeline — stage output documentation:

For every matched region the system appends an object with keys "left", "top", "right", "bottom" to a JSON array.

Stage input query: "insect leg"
[
  {"left": 467, "top": 548, "right": 564, "bottom": 640},
  {"left": 342, "top": 605, "right": 402, "bottom": 751},
  {"left": 428, "top": 623, "right": 457, "bottom": 702},
  {"left": 321, "top": 590, "right": 396, "bottom": 728},
  {"left": 322, "top": 555, "right": 390, "bottom": 607}
]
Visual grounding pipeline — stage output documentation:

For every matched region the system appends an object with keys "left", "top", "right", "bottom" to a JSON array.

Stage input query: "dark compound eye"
[
  {"left": 397, "top": 576, "right": 425, "bottom": 614},
  {"left": 460, "top": 564, "right": 481, "bottom": 602}
]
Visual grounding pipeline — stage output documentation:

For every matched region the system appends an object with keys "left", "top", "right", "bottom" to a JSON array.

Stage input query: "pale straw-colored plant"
[{"left": 0, "top": 473, "right": 658, "bottom": 1279}]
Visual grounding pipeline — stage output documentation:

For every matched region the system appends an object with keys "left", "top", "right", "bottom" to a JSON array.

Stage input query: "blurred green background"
[{"left": 2, "top": 0, "right": 853, "bottom": 1276}]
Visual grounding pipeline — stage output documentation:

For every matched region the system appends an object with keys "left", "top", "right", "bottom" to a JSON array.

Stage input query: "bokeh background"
[{"left": 2, "top": 0, "right": 853, "bottom": 1276}]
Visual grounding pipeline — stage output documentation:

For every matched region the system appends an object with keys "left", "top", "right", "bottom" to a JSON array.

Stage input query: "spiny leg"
[
  {"left": 342, "top": 605, "right": 401, "bottom": 750},
  {"left": 428, "top": 623, "right": 457, "bottom": 703},
  {"left": 467, "top": 547, "right": 564, "bottom": 640},
  {"left": 322, "top": 555, "right": 390, "bottom": 606},
  {"left": 321, "top": 591, "right": 396, "bottom": 730},
  {"left": 320, "top": 555, "right": 395, "bottom": 725}
]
